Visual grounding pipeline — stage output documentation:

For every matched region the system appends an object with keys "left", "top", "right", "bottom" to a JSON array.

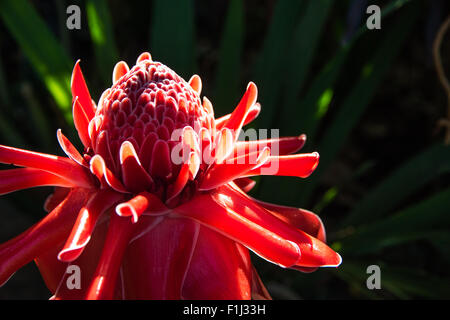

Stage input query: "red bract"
[{"left": 0, "top": 52, "right": 341, "bottom": 299}]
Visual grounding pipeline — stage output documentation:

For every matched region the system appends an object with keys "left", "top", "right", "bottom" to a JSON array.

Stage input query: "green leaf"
[
  {"left": 86, "top": 0, "right": 119, "bottom": 85},
  {"left": 0, "top": 0, "right": 73, "bottom": 122},
  {"left": 296, "top": 2, "right": 420, "bottom": 205},
  {"left": 0, "top": 52, "right": 11, "bottom": 106},
  {"left": 55, "top": 0, "right": 71, "bottom": 54},
  {"left": 150, "top": 0, "right": 196, "bottom": 79},
  {"left": 0, "top": 54, "right": 26, "bottom": 146},
  {"left": 337, "top": 187, "right": 450, "bottom": 255},
  {"left": 381, "top": 266, "right": 450, "bottom": 299},
  {"left": 343, "top": 144, "right": 450, "bottom": 227},
  {"left": 335, "top": 260, "right": 450, "bottom": 299},
  {"left": 253, "top": 0, "right": 305, "bottom": 129},
  {"left": 20, "top": 84, "right": 53, "bottom": 150},
  {"left": 275, "top": 0, "right": 333, "bottom": 133},
  {"left": 312, "top": 161, "right": 374, "bottom": 214},
  {"left": 429, "top": 233, "right": 450, "bottom": 265},
  {"left": 295, "top": 49, "right": 348, "bottom": 142},
  {"left": 0, "top": 114, "right": 27, "bottom": 147},
  {"left": 291, "top": 0, "right": 413, "bottom": 142},
  {"left": 213, "top": 0, "right": 244, "bottom": 117},
  {"left": 255, "top": 0, "right": 416, "bottom": 205},
  {"left": 332, "top": 260, "right": 383, "bottom": 299},
  {"left": 250, "top": 0, "right": 332, "bottom": 200}
]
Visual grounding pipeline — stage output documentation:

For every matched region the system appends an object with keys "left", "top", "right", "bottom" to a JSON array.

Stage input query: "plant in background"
[{"left": 0, "top": 52, "right": 341, "bottom": 299}]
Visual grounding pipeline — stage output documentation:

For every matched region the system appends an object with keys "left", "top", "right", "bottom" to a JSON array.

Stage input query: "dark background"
[{"left": 0, "top": 0, "right": 449, "bottom": 299}]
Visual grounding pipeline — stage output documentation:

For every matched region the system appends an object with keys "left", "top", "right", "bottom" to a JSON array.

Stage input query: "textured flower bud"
[{"left": 89, "top": 55, "right": 215, "bottom": 198}]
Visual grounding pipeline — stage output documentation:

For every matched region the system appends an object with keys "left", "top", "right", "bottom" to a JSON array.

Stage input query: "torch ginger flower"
[{"left": 0, "top": 52, "right": 341, "bottom": 300}]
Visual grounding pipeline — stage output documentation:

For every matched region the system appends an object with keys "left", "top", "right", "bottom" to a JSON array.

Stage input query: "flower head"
[{"left": 0, "top": 52, "right": 341, "bottom": 299}]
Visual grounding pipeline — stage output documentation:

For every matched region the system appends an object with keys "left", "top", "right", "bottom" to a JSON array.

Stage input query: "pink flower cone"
[{"left": 0, "top": 52, "right": 341, "bottom": 299}]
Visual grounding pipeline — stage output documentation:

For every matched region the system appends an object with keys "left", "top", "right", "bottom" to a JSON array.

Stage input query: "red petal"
[
  {"left": 188, "top": 152, "right": 200, "bottom": 180},
  {"left": 112, "top": 61, "right": 130, "bottom": 84},
  {"left": 72, "top": 97, "right": 92, "bottom": 148},
  {"left": 174, "top": 192, "right": 301, "bottom": 268},
  {"left": 89, "top": 155, "right": 127, "bottom": 192},
  {"left": 182, "top": 225, "right": 252, "bottom": 299},
  {"left": 217, "top": 185, "right": 341, "bottom": 268},
  {"left": 202, "top": 97, "right": 214, "bottom": 117},
  {"left": 236, "top": 183, "right": 328, "bottom": 274},
  {"left": 94, "top": 130, "right": 116, "bottom": 172},
  {"left": 215, "top": 103, "right": 260, "bottom": 129},
  {"left": 0, "top": 144, "right": 94, "bottom": 188},
  {"left": 136, "top": 52, "right": 152, "bottom": 63},
  {"left": 0, "top": 188, "right": 90, "bottom": 286},
  {"left": 199, "top": 147, "right": 270, "bottom": 191},
  {"left": 88, "top": 116, "right": 102, "bottom": 148},
  {"left": 179, "top": 127, "right": 201, "bottom": 179},
  {"left": 138, "top": 132, "right": 158, "bottom": 170},
  {"left": 181, "top": 126, "right": 200, "bottom": 153},
  {"left": 233, "top": 177, "right": 256, "bottom": 193},
  {"left": 119, "top": 141, "right": 154, "bottom": 193},
  {"left": 43, "top": 187, "right": 71, "bottom": 212},
  {"left": 71, "top": 60, "right": 95, "bottom": 120},
  {"left": 233, "top": 134, "right": 306, "bottom": 157},
  {"left": 222, "top": 82, "right": 257, "bottom": 134},
  {"left": 116, "top": 191, "right": 167, "bottom": 223},
  {"left": 251, "top": 267, "right": 272, "bottom": 300},
  {"left": 58, "top": 190, "right": 124, "bottom": 262},
  {"left": 57, "top": 129, "right": 85, "bottom": 166},
  {"left": 188, "top": 75, "right": 202, "bottom": 95},
  {"left": 253, "top": 197, "right": 326, "bottom": 242},
  {"left": 0, "top": 168, "right": 74, "bottom": 195},
  {"left": 86, "top": 215, "right": 136, "bottom": 300},
  {"left": 245, "top": 152, "right": 320, "bottom": 178},
  {"left": 149, "top": 140, "right": 172, "bottom": 179},
  {"left": 213, "top": 127, "right": 234, "bottom": 163},
  {"left": 33, "top": 245, "right": 68, "bottom": 295},
  {"left": 37, "top": 218, "right": 110, "bottom": 299},
  {"left": 166, "top": 161, "right": 190, "bottom": 202},
  {"left": 121, "top": 217, "right": 199, "bottom": 299}
]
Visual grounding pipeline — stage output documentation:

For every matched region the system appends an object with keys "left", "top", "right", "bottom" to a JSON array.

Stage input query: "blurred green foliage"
[{"left": 0, "top": 0, "right": 449, "bottom": 299}]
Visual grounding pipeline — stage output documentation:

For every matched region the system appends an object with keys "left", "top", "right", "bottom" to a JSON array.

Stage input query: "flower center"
[
  {"left": 89, "top": 60, "right": 215, "bottom": 199},
  {"left": 98, "top": 61, "right": 211, "bottom": 157}
]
